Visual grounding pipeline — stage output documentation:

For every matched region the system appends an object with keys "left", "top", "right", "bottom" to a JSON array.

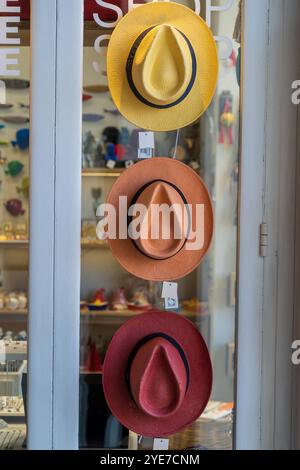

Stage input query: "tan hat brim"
[
  {"left": 106, "top": 158, "right": 214, "bottom": 281},
  {"left": 107, "top": 2, "right": 218, "bottom": 132}
]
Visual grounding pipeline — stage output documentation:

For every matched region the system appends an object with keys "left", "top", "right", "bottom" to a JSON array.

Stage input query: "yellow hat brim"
[{"left": 107, "top": 2, "right": 218, "bottom": 132}]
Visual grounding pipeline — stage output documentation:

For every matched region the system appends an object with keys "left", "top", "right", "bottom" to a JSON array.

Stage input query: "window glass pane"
[
  {"left": 80, "top": 0, "right": 241, "bottom": 451},
  {"left": 0, "top": 0, "right": 30, "bottom": 451}
]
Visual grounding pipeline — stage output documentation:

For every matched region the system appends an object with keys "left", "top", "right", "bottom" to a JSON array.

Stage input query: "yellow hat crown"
[{"left": 126, "top": 24, "right": 197, "bottom": 109}]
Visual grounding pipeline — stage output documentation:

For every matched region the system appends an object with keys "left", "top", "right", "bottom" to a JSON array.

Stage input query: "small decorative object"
[
  {"left": 15, "top": 330, "right": 27, "bottom": 341},
  {"left": 111, "top": 288, "right": 128, "bottom": 311},
  {"left": 225, "top": 49, "right": 237, "bottom": 68},
  {"left": 120, "top": 127, "right": 130, "bottom": 146},
  {"left": 181, "top": 299, "right": 208, "bottom": 314},
  {"left": 15, "top": 223, "right": 28, "bottom": 240},
  {"left": 114, "top": 143, "right": 126, "bottom": 160},
  {"left": 82, "top": 131, "right": 96, "bottom": 168},
  {"left": 102, "top": 127, "right": 120, "bottom": 145},
  {"left": 5, "top": 292, "right": 19, "bottom": 310},
  {"left": 128, "top": 288, "right": 151, "bottom": 311},
  {"left": 105, "top": 142, "right": 117, "bottom": 161},
  {"left": 2, "top": 78, "right": 30, "bottom": 89},
  {"left": 219, "top": 91, "right": 234, "bottom": 145},
  {"left": 0, "top": 151, "right": 6, "bottom": 166},
  {"left": 4, "top": 199, "right": 26, "bottom": 217},
  {"left": 0, "top": 222, "right": 14, "bottom": 240},
  {"left": 83, "top": 85, "right": 109, "bottom": 93},
  {"left": 84, "top": 339, "right": 102, "bottom": 372},
  {"left": 82, "top": 94, "right": 92, "bottom": 102},
  {"left": 125, "top": 160, "right": 134, "bottom": 169},
  {"left": 11, "top": 128, "right": 30, "bottom": 150},
  {"left": 17, "top": 177, "right": 30, "bottom": 199},
  {"left": 91, "top": 187, "right": 102, "bottom": 214},
  {"left": 0, "top": 292, "right": 5, "bottom": 309},
  {"left": 93, "top": 141, "right": 104, "bottom": 167},
  {"left": 88, "top": 288, "right": 108, "bottom": 311},
  {"left": 169, "top": 144, "right": 187, "bottom": 162},
  {"left": 17, "top": 292, "right": 27, "bottom": 309},
  {"left": 0, "top": 116, "right": 29, "bottom": 124},
  {"left": 82, "top": 113, "right": 104, "bottom": 122},
  {"left": 81, "top": 220, "right": 97, "bottom": 242},
  {"left": 19, "top": 103, "right": 30, "bottom": 110},
  {"left": 5, "top": 160, "right": 24, "bottom": 177}
]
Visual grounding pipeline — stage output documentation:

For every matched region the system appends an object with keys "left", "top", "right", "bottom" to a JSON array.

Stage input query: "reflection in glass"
[
  {"left": 0, "top": 0, "right": 30, "bottom": 450},
  {"left": 80, "top": 0, "right": 241, "bottom": 450}
]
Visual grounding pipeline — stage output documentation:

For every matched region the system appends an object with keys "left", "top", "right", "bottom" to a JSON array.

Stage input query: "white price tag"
[
  {"left": 138, "top": 132, "right": 155, "bottom": 159},
  {"left": 153, "top": 438, "right": 169, "bottom": 450},
  {"left": 162, "top": 282, "right": 178, "bottom": 311}
]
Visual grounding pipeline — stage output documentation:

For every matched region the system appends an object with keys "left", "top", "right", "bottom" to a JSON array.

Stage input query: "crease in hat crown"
[{"left": 131, "top": 24, "right": 193, "bottom": 106}]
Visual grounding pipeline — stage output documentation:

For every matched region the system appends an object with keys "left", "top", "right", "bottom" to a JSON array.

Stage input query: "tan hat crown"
[{"left": 132, "top": 181, "right": 188, "bottom": 260}]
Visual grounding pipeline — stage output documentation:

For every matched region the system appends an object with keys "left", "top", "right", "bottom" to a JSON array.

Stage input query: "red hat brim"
[{"left": 103, "top": 311, "right": 212, "bottom": 437}]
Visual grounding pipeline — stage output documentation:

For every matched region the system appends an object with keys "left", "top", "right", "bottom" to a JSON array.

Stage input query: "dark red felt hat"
[{"left": 103, "top": 310, "right": 212, "bottom": 437}]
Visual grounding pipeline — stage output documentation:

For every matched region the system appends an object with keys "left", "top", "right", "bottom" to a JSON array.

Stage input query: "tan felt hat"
[
  {"left": 106, "top": 158, "right": 214, "bottom": 281},
  {"left": 107, "top": 2, "right": 218, "bottom": 131}
]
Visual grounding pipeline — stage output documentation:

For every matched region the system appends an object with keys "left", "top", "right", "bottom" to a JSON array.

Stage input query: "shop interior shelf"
[
  {"left": 0, "top": 240, "right": 108, "bottom": 249},
  {"left": 82, "top": 168, "right": 123, "bottom": 177}
]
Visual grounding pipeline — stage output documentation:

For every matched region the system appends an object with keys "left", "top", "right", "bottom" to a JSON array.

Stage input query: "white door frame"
[{"left": 27, "top": 0, "right": 300, "bottom": 450}]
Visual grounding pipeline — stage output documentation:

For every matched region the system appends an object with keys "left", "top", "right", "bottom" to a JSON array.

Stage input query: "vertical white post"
[
  {"left": 28, "top": 0, "right": 57, "bottom": 450},
  {"left": 52, "top": 0, "right": 83, "bottom": 450}
]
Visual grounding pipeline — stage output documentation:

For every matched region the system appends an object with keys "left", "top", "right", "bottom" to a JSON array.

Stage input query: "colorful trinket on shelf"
[
  {"left": 82, "top": 94, "right": 92, "bottom": 102},
  {"left": 128, "top": 289, "right": 152, "bottom": 311},
  {"left": 115, "top": 143, "right": 126, "bottom": 160},
  {"left": 82, "top": 113, "right": 104, "bottom": 122},
  {"left": 111, "top": 288, "right": 128, "bottom": 311},
  {"left": 105, "top": 142, "right": 117, "bottom": 161},
  {"left": 219, "top": 91, "right": 235, "bottom": 145},
  {"left": 4, "top": 199, "right": 26, "bottom": 217},
  {"left": 17, "top": 177, "right": 29, "bottom": 199},
  {"left": 5, "top": 160, "right": 24, "bottom": 177},
  {"left": 11, "top": 128, "right": 30, "bottom": 150},
  {"left": 83, "top": 85, "right": 109, "bottom": 94},
  {"left": 88, "top": 288, "right": 108, "bottom": 311},
  {"left": 2, "top": 78, "right": 30, "bottom": 89},
  {"left": 84, "top": 339, "right": 102, "bottom": 372},
  {"left": 0, "top": 116, "right": 29, "bottom": 124}
]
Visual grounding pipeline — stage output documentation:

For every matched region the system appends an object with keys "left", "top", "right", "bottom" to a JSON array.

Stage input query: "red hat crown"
[{"left": 129, "top": 336, "right": 188, "bottom": 418}]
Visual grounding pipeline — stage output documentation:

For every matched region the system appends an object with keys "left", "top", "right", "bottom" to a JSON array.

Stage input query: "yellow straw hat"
[{"left": 107, "top": 2, "right": 218, "bottom": 132}]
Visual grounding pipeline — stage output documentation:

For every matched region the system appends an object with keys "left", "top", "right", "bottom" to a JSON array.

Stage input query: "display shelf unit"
[
  {"left": 82, "top": 168, "right": 123, "bottom": 177},
  {"left": 0, "top": 240, "right": 108, "bottom": 249}
]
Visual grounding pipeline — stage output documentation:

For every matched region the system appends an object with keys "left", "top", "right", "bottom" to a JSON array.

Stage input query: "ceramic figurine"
[
  {"left": 5, "top": 160, "right": 24, "bottom": 177},
  {"left": 91, "top": 188, "right": 102, "bottom": 214},
  {"left": 82, "top": 131, "right": 96, "bottom": 168},
  {"left": 93, "top": 141, "right": 104, "bottom": 167},
  {"left": 111, "top": 288, "right": 128, "bottom": 311},
  {"left": 88, "top": 288, "right": 108, "bottom": 311},
  {"left": 82, "top": 114, "right": 104, "bottom": 122},
  {"left": 15, "top": 223, "right": 28, "bottom": 240},
  {"left": 105, "top": 142, "right": 117, "bottom": 161},
  {"left": 0, "top": 116, "right": 29, "bottom": 124},
  {"left": 128, "top": 289, "right": 152, "bottom": 311},
  {"left": 4, "top": 199, "right": 26, "bottom": 216},
  {"left": 17, "top": 177, "right": 29, "bottom": 199},
  {"left": 120, "top": 127, "right": 130, "bottom": 146},
  {"left": 219, "top": 91, "right": 234, "bottom": 145},
  {"left": 0, "top": 222, "right": 14, "bottom": 240},
  {"left": 11, "top": 128, "right": 30, "bottom": 150},
  {"left": 84, "top": 339, "right": 102, "bottom": 372},
  {"left": 2, "top": 78, "right": 30, "bottom": 89},
  {"left": 115, "top": 143, "right": 126, "bottom": 160},
  {"left": 83, "top": 85, "right": 109, "bottom": 93}
]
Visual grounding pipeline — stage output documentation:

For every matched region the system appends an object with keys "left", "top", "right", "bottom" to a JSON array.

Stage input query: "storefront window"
[
  {"left": 80, "top": 0, "right": 241, "bottom": 450},
  {"left": 0, "top": 0, "right": 30, "bottom": 450}
]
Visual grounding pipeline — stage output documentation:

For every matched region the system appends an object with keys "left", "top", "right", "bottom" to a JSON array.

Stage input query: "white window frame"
[{"left": 27, "top": 0, "right": 300, "bottom": 450}]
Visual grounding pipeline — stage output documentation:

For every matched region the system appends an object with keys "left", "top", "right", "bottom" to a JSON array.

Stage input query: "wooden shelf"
[
  {"left": 82, "top": 168, "right": 123, "bottom": 177},
  {"left": 0, "top": 240, "right": 108, "bottom": 249},
  {"left": 0, "top": 309, "right": 27, "bottom": 316},
  {"left": 0, "top": 240, "right": 28, "bottom": 247}
]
